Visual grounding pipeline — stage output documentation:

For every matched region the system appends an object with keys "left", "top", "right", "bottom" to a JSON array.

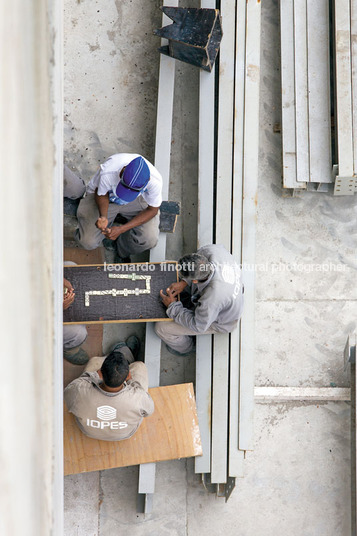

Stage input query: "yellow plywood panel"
[{"left": 64, "top": 383, "right": 202, "bottom": 475}]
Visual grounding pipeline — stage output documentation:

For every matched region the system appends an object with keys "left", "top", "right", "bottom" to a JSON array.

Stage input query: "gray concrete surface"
[{"left": 64, "top": 0, "right": 356, "bottom": 534}]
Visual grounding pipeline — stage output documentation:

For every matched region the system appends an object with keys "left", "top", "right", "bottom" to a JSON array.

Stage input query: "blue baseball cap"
[{"left": 115, "top": 156, "right": 150, "bottom": 202}]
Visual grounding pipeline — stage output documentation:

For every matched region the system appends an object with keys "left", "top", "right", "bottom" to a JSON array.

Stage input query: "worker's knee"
[
  {"left": 75, "top": 230, "right": 102, "bottom": 250},
  {"left": 63, "top": 324, "right": 88, "bottom": 350},
  {"left": 154, "top": 321, "right": 166, "bottom": 339},
  {"left": 143, "top": 232, "right": 158, "bottom": 250}
]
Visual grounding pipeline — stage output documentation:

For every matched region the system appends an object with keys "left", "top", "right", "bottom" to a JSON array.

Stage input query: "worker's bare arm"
[
  {"left": 103, "top": 206, "right": 159, "bottom": 240},
  {"left": 94, "top": 189, "right": 110, "bottom": 230}
]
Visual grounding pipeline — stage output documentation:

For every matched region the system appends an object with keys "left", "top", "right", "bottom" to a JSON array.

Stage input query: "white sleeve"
[
  {"left": 142, "top": 179, "right": 162, "bottom": 207},
  {"left": 86, "top": 169, "right": 101, "bottom": 194}
]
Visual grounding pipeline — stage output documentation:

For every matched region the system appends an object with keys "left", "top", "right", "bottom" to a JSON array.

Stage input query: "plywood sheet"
[
  {"left": 63, "top": 262, "right": 178, "bottom": 324},
  {"left": 63, "top": 246, "right": 105, "bottom": 265},
  {"left": 64, "top": 383, "right": 202, "bottom": 475}
]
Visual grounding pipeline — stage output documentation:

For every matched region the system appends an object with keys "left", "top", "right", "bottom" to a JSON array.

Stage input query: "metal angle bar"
[
  {"left": 198, "top": 0, "right": 215, "bottom": 248},
  {"left": 215, "top": 0, "right": 236, "bottom": 248},
  {"left": 280, "top": 0, "right": 303, "bottom": 188},
  {"left": 195, "top": 335, "right": 213, "bottom": 474},
  {"left": 306, "top": 0, "right": 332, "bottom": 183},
  {"left": 351, "top": 0, "right": 357, "bottom": 175},
  {"left": 229, "top": 0, "right": 246, "bottom": 479},
  {"left": 210, "top": 334, "right": 229, "bottom": 484},
  {"left": 195, "top": 0, "right": 216, "bottom": 476},
  {"left": 334, "top": 0, "right": 354, "bottom": 178},
  {"left": 138, "top": 0, "right": 177, "bottom": 509},
  {"left": 238, "top": 0, "right": 261, "bottom": 452},
  {"left": 352, "top": 360, "right": 357, "bottom": 534},
  {"left": 294, "top": 0, "right": 310, "bottom": 183},
  {"left": 254, "top": 386, "right": 351, "bottom": 401}
]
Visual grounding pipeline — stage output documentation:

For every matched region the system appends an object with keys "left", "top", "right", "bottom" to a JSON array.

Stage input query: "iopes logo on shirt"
[
  {"left": 97, "top": 405, "right": 117, "bottom": 420},
  {"left": 86, "top": 405, "right": 128, "bottom": 430}
]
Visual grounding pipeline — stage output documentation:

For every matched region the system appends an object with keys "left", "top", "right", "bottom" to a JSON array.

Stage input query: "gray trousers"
[
  {"left": 85, "top": 353, "right": 149, "bottom": 391},
  {"left": 74, "top": 193, "right": 159, "bottom": 257},
  {"left": 63, "top": 324, "right": 88, "bottom": 350},
  {"left": 154, "top": 321, "right": 219, "bottom": 354},
  {"left": 64, "top": 164, "right": 86, "bottom": 199},
  {"left": 63, "top": 260, "right": 88, "bottom": 350}
]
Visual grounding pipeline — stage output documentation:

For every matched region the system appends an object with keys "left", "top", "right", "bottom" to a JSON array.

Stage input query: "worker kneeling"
[
  {"left": 64, "top": 336, "right": 154, "bottom": 441},
  {"left": 155, "top": 244, "right": 244, "bottom": 356}
]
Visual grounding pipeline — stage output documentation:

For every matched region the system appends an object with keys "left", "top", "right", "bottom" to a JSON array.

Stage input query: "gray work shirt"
[
  {"left": 64, "top": 372, "right": 154, "bottom": 441},
  {"left": 166, "top": 244, "right": 244, "bottom": 333}
]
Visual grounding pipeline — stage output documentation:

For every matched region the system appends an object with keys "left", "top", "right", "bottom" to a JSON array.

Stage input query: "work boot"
[
  {"left": 102, "top": 238, "right": 116, "bottom": 251},
  {"left": 110, "top": 341, "right": 126, "bottom": 353},
  {"left": 114, "top": 252, "right": 131, "bottom": 264},
  {"left": 109, "top": 340, "right": 135, "bottom": 364},
  {"left": 63, "top": 346, "right": 89, "bottom": 365},
  {"left": 125, "top": 335, "right": 140, "bottom": 360}
]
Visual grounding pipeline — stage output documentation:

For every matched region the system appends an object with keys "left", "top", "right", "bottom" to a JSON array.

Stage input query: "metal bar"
[
  {"left": 138, "top": 0, "right": 177, "bottom": 509},
  {"left": 229, "top": 0, "right": 246, "bottom": 478},
  {"left": 254, "top": 386, "right": 351, "bottom": 401},
  {"left": 334, "top": 0, "right": 354, "bottom": 178},
  {"left": 352, "top": 0, "right": 357, "bottom": 175},
  {"left": 195, "top": 335, "right": 213, "bottom": 474},
  {"left": 280, "top": 0, "right": 304, "bottom": 188},
  {"left": 306, "top": 0, "right": 332, "bottom": 183},
  {"left": 194, "top": 0, "right": 216, "bottom": 476},
  {"left": 210, "top": 334, "right": 230, "bottom": 484},
  {"left": 238, "top": 0, "right": 261, "bottom": 452},
  {"left": 215, "top": 0, "right": 235, "bottom": 249},
  {"left": 210, "top": 0, "right": 236, "bottom": 484},
  {"left": 294, "top": 0, "right": 310, "bottom": 183}
]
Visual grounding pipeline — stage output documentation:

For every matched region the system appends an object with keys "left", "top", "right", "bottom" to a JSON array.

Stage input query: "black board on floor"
[{"left": 63, "top": 262, "right": 178, "bottom": 324}]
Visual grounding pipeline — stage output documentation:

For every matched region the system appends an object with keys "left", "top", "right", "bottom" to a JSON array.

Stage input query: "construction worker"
[
  {"left": 63, "top": 276, "right": 89, "bottom": 365},
  {"left": 69, "top": 153, "right": 162, "bottom": 261},
  {"left": 155, "top": 244, "right": 244, "bottom": 355},
  {"left": 64, "top": 336, "right": 154, "bottom": 440},
  {"left": 63, "top": 260, "right": 89, "bottom": 365}
]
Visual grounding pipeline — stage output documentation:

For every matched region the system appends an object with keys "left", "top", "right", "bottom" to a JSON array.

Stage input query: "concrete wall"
[{"left": 0, "top": 1, "right": 63, "bottom": 534}]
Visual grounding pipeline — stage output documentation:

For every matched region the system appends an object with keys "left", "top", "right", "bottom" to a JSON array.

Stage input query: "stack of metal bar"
[
  {"left": 195, "top": 0, "right": 261, "bottom": 498},
  {"left": 280, "top": 0, "right": 357, "bottom": 195}
]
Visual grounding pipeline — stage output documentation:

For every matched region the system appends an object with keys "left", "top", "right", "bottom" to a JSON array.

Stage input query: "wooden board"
[
  {"left": 64, "top": 383, "right": 202, "bottom": 475},
  {"left": 63, "top": 262, "right": 178, "bottom": 324}
]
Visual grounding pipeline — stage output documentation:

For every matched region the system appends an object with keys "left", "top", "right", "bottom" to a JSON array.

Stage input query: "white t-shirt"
[{"left": 86, "top": 153, "right": 162, "bottom": 208}]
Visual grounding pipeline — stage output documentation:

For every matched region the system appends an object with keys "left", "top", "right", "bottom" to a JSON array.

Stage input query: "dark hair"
[
  {"left": 178, "top": 253, "right": 211, "bottom": 282},
  {"left": 101, "top": 351, "right": 129, "bottom": 388}
]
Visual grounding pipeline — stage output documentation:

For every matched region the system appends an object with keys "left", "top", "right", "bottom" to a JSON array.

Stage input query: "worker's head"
[
  {"left": 101, "top": 351, "right": 129, "bottom": 388},
  {"left": 115, "top": 156, "right": 150, "bottom": 203},
  {"left": 178, "top": 253, "right": 213, "bottom": 283}
]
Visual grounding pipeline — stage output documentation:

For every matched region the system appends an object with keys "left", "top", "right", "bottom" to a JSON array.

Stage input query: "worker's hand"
[
  {"left": 95, "top": 216, "right": 109, "bottom": 232},
  {"left": 63, "top": 279, "right": 75, "bottom": 310},
  {"left": 160, "top": 288, "right": 177, "bottom": 308},
  {"left": 167, "top": 280, "right": 188, "bottom": 297},
  {"left": 102, "top": 225, "right": 124, "bottom": 241}
]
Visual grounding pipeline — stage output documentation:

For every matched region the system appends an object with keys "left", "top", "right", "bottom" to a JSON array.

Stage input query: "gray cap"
[{"left": 178, "top": 253, "right": 212, "bottom": 282}]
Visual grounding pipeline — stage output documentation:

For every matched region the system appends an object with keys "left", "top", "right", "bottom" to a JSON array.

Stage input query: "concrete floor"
[{"left": 64, "top": 0, "right": 357, "bottom": 534}]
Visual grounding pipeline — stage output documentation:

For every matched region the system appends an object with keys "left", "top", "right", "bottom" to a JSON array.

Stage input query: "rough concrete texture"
[{"left": 64, "top": 0, "right": 356, "bottom": 534}]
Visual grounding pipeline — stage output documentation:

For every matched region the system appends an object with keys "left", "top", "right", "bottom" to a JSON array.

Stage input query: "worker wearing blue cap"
[{"left": 73, "top": 153, "right": 162, "bottom": 260}]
